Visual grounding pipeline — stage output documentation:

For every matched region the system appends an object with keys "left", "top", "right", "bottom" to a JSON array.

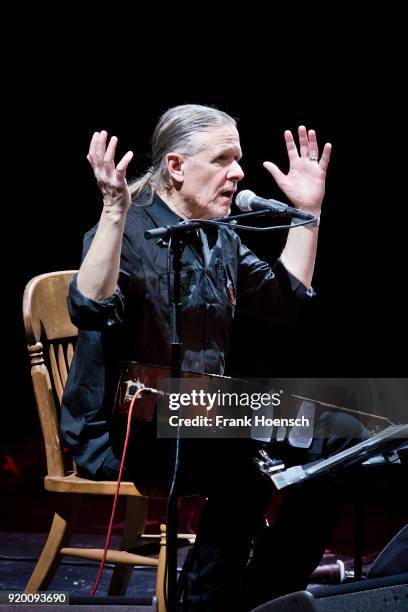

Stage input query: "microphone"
[{"left": 235, "top": 189, "right": 316, "bottom": 222}]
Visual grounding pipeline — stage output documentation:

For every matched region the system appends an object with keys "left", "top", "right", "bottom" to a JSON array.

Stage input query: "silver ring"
[{"left": 309, "top": 156, "right": 319, "bottom": 161}]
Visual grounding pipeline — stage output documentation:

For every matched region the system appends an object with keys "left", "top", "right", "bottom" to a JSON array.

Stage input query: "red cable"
[{"left": 91, "top": 386, "right": 144, "bottom": 596}]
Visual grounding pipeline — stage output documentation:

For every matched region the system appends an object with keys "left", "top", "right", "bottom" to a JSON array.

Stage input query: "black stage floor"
[
  {"left": 0, "top": 530, "right": 174, "bottom": 597},
  {"left": 0, "top": 516, "right": 384, "bottom": 606}
]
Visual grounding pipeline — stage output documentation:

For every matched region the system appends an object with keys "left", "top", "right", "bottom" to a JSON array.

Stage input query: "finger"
[
  {"left": 116, "top": 150, "right": 134, "bottom": 178},
  {"left": 104, "top": 135, "right": 118, "bottom": 165},
  {"left": 263, "top": 161, "right": 286, "bottom": 183},
  {"left": 319, "top": 143, "right": 332, "bottom": 173},
  {"left": 95, "top": 130, "right": 108, "bottom": 164},
  {"left": 298, "top": 125, "right": 309, "bottom": 157},
  {"left": 308, "top": 129, "right": 319, "bottom": 159},
  {"left": 284, "top": 130, "right": 299, "bottom": 162},
  {"left": 87, "top": 131, "right": 99, "bottom": 167}
]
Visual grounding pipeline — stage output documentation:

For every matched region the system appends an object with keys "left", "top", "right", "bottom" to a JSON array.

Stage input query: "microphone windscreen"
[{"left": 235, "top": 189, "right": 255, "bottom": 212}]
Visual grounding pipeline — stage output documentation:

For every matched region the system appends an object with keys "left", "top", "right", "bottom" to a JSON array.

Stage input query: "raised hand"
[
  {"left": 263, "top": 126, "right": 332, "bottom": 215},
  {"left": 87, "top": 131, "right": 134, "bottom": 214}
]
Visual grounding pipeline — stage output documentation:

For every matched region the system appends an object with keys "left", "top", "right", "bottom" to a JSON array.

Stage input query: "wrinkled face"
[{"left": 179, "top": 125, "right": 244, "bottom": 219}]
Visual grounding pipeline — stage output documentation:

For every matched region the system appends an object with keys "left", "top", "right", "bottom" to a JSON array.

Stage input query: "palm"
[
  {"left": 278, "top": 157, "right": 326, "bottom": 209},
  {"left": 264, "top": 126, "right": 332, "bottom": 213},
  {"left": 87, "top": 131, "right": 133, "bottom": 212}
]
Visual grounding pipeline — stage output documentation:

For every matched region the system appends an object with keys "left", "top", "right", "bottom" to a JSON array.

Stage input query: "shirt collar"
[
  {"left": 139, "top": 193, "right": 183, "bottom": 229},
  {"left": 138, "top": 192, "right": 219, "bottom": 249}
]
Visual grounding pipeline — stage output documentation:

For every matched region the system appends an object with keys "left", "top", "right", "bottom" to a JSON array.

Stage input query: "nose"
[{"left": 227, "top": 160, "right": 244, "bottom": 181}]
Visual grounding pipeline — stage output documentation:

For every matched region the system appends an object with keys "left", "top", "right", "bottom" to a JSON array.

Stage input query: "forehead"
[{"left": 194, "top": 125, "right": 241, "bottom": 154}]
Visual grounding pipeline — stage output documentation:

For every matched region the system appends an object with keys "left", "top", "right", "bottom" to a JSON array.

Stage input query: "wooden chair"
[{"left": 22, "top": 270, "right": 194, "bottom": 610}]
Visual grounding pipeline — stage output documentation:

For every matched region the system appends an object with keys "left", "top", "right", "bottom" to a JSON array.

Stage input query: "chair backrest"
[{"left": 23, "top": 271, "right": 78, "bottom": 477}]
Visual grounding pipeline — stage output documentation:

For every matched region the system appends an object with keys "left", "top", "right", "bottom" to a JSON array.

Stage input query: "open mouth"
[{"left": 219, "top": 190, "right": 235, "bottom": 199}]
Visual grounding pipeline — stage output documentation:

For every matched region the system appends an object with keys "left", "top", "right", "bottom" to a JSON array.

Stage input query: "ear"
[{"left": 166, "top": 153, "right": 185, "bottom": 184}]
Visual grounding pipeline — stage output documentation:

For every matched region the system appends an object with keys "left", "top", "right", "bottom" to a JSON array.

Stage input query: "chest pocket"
[{"left": 158, "top": 267, "right": 199, "bottom": 302}]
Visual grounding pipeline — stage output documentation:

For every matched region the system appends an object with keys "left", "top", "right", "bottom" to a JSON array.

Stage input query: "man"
[{"left": 61, "top": 104, "right": 347, "bottom": 610}]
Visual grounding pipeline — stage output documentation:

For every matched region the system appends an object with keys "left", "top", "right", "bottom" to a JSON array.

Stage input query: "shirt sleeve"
[
  {"left": 237, "top": 239, "right": 315, "bottom": 323},
  {"left": 67, "top": 274, "right": 125, "bottom": 330},
  {"left": 66, "top": 224, "right": 139, "bottom": 331}
]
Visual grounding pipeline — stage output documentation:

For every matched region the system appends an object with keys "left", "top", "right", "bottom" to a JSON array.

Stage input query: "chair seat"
[{"left": 45, "top": 474, "right": 164, "bottom": 497}]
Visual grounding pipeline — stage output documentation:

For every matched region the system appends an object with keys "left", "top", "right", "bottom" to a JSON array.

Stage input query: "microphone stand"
[
  {"left": 143, "top": 209, "right": 284, "bottom": 611},
  {"left": 166, "top": 233, "right": 183, "bottom": 612}
]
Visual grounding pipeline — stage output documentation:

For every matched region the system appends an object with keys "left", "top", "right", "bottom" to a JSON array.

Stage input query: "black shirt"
[{"left": 60, "top": 195, "right": 314, "bottom": 476}]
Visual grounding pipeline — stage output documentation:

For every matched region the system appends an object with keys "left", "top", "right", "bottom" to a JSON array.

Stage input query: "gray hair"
[{"left": 129, "top": 104, "right": 236, "bottom": 203}]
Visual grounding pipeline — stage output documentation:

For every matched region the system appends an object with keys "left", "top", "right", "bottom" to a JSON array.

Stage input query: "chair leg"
[
  {"left": 108, "top": 496, "right": 149, "bottom": 596},
  {"left": 25, "top": 494, "right": 82, "bottom": 592},
  {"left": 157, "top": 523, "right": 167, "bottom": 612}
]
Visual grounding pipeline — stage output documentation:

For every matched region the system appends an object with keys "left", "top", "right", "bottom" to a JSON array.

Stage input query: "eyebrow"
[{"left": 213, "top": 146, "right": 243, "bottom": 161}]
